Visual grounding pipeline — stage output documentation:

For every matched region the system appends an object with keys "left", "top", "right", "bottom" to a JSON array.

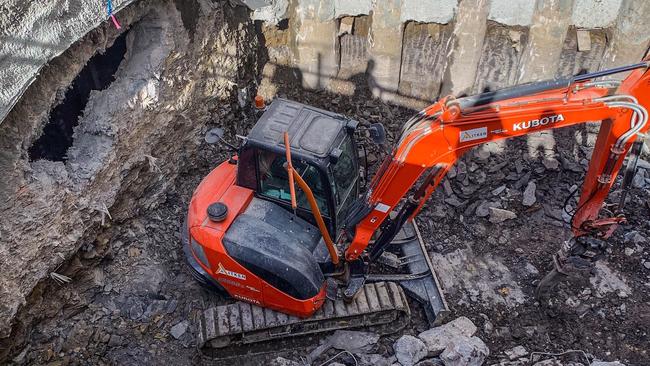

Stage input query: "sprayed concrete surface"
[{"left": 0, "top": 0, "right": 260, "bottom": 356}]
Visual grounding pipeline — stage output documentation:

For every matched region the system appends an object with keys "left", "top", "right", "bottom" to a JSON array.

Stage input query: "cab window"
[
  {"left": 331, "top": 137, "right": 358, "bottom": 228},
  {"left": 331, "top": 138, "right": 357, "bottom": 199},
  {"left": 257, "top": 150, "right": 329, "bottom": 215}
]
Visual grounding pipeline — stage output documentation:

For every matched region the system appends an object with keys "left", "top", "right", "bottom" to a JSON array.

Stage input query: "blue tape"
[{"left": 107, "top": 0, "right": 113, "bottom": 16}]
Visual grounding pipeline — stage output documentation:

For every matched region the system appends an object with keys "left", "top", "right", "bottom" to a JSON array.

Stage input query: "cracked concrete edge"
[{"left": 489, "top": 0, "right": 624, "bottom": 27}]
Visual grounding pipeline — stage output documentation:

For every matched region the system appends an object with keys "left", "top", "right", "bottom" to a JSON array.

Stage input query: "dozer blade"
[
  {"left": 369, "top": 220, "right": 450, "bottom": 326},
  {"left": 197, "top": 282, "right": 410, "bottom": 358}
]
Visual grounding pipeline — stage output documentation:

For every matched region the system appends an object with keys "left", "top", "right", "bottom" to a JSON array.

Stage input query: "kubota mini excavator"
[{"left": 183, "top": 58, "right": 650, "bottom": 354}]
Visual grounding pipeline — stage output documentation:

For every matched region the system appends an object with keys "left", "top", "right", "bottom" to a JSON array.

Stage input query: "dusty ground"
[{"left": 11, "top": 76, "right": 650, "bottom": 365}]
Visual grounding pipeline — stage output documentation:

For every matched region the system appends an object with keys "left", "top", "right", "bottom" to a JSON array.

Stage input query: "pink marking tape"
[{"left": 110, "top": 14, "right": 121, "bottom": 29}]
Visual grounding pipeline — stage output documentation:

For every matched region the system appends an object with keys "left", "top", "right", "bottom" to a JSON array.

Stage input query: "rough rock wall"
[
  {"left": 254, "top": 0, "right": 650, "bottom": 108},
  {"left": 0, "top": 0, "right": 138, "bottom": 125},
  {"left": 0, "top": 0, "right": 259, "bottom": 349}
]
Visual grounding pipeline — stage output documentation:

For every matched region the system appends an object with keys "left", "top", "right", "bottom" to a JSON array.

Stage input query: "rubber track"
[{"left": 197, "top": 281, "right": 410, "bottom": 356}]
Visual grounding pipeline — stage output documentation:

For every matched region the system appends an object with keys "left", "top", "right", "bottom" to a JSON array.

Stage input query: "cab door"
[{"left": 330, "top": 136, "right": 359, "bottom": 238}]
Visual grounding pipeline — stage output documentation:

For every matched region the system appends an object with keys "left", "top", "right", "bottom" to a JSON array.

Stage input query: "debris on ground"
[
  {"left": 418, "top": 316, "right": 478, "bottom": 355},
  {"left": 393, "top": 335, "right": 428, "bottom": 366},
  {"left": 440, "top": 336, "right": 490, "bottom": 366},
  {"left": 488, "top": 208, "right": 518, "bottom": 223}
]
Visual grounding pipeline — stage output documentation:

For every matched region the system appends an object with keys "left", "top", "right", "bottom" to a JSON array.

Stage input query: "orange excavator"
[{"left": 183, "top": 59, "right": 650, "bottom": 354}]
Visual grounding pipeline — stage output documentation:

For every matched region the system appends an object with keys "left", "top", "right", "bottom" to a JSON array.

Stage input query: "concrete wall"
[
  {"left": 255, "top": 0, "right": 650, "bottom": 108},
  {"left": 2, "top": 0, "right": 649, "bottom": 125}
]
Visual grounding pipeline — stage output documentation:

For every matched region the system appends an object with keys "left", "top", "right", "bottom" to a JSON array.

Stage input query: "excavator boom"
[{"left": 345, "top": 60, "right": 650, "bottom": 265}]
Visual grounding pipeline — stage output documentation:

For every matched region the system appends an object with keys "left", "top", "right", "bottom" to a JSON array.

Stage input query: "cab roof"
[{"left": 247, "top": 98, "right": 356, "bottom": 160}]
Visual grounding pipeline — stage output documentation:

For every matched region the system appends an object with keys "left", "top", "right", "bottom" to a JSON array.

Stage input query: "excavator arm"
[{"left": 344, "top": 59, "right": 650, "bottom": 279}]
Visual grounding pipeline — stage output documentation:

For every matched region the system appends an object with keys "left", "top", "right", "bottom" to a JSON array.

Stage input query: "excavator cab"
[
  {"left": 235, "top": 98, "right": 361, "bottom": 239},
  {"left": 183, "top": 99, "right": 368, "bottom": 317}
]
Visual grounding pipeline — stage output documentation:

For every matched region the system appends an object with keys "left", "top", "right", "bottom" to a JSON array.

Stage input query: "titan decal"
[
  {"left": 216, "top": 263, "right": 247, "bottom": 280},
  {"left": 460, "top": 127, "right": 488, "bottom": 142}
]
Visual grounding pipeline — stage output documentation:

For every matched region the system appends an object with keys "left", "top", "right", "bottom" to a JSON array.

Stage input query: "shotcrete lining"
[
  {"left": 0, "top": 0, "right": 186, "bottom": 344},
  {"left": 0, "top": 0, "right": 137, "bottom": 126}
]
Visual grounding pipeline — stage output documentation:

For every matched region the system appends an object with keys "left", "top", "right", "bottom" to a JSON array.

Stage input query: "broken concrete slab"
[
  {"left": 440, "top": 336, "right": 489, "bottom": 366},
  {"left": 476, "top": 201, "right": 502, "bottom": 217},
  {"left": 393, "top": 335, "right": 428, "bottom": 366},
  {"left": 169, "top": 320, "right": 189, "bottom": 340},
  {"left": 430, "top": 249, "right": 527, "bottom": 307},
  {"left": 504, "top": 345, "right": 528, "bottom": 360},
  {"left": 522, "top": 182, "right": 537, "bottom": 206},
  {"left": 326, "top": 330, "right": 380, "bottom": 353},
  {"left": 489, "top": 207, "right": 517, "bottom": 223},
  {"left": 590, "top": 262, "right": 631, "bottom": 298},
  {"left": 418, "top": 316, "right": 477, "bottom": 355}
]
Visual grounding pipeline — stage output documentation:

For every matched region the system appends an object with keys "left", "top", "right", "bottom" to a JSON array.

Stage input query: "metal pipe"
[
  {"left": 572, "top": 62, "right": 649, "bottom": 82},
  {"left": 595, "top": 99, "right": 648, "bottom": 149},
  {"left": 603, "top": 101, "right": 647, "bottom": 149},
  {"left": 292, "top": 170, "right": 340, "bottom": 265}
]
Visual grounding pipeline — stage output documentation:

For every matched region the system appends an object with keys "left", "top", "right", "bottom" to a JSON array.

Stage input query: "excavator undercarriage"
[
  {"left": 197, "top": 281, "right": 409, "bottom": 356},
  {"left": 183, "top": 216, "right": 448, "bottom": 356}
]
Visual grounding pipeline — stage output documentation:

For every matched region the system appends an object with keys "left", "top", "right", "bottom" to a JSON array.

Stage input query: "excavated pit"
[{"left": 1, "top": 1, "right": 650, "bottom": 365}]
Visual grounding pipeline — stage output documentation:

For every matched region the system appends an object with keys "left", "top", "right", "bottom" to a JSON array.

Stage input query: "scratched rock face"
[
  {"left": 398, "top": 22, "right": 453, "bottom": 102},
  {"left": 337, "top": 15, "right": 371, "bottom": 80},
  {"left": 557, "top": 27, "right": 608, "bottom": 77},
  {"left": 473, "top": 22, "right": 528, "bottom": 94}
]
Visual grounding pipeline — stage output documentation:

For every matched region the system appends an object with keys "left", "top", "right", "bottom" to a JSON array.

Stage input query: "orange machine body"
[
  {"left": 185, "top": 160, "right": 326, "bottom": 317},
  {"left": 345, "top": 60, "right": 650, "bottom": 260}
]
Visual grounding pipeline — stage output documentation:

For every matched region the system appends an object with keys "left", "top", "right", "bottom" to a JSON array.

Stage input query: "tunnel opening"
[{"left": 28, "top": 30, "right": 129, "bottom": 162}]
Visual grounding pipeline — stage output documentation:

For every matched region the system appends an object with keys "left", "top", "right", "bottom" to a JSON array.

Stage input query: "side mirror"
[
  {"left": 368, "top": 123, "right": 386, "bottom": 145},
  {"left": 205, "top": 127, "right": 238, "bottom": 152},
  {"left": 205, "top": 127, "right": 225, "bottom": 144}
]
